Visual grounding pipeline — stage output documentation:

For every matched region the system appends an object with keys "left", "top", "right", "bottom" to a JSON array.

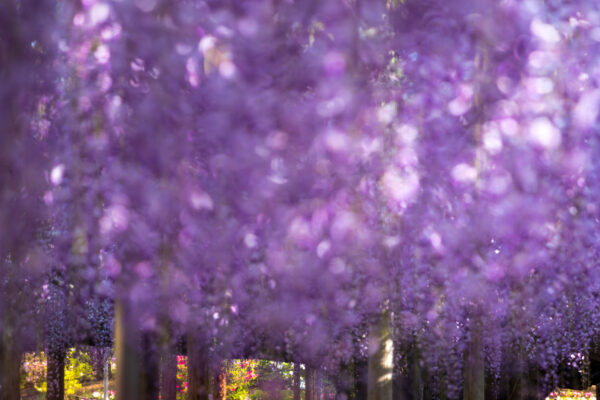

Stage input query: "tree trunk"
[
  {"left": 188, "top": 333, "right": 210, "bottom": 400},
  {"left": 312, "top": 369, "right": 319, "bottom": 400},
  {"left": 216, "top": 360, "right": 227, "bottom": 400},
  {"left": 463, "top": 325, "right": 485, "bottom": 400},
  {"left": 484, "top": 370, "right": 495, "bottom": 400},
  {"left": 367, "top": 312, "right": 393, "bottom": 400},
  {"left": 306, "top": 366, "right": 314, "bottom": 400},
  {"left": 104, "top": 350, "right": 111, "bottom": 400},
  {"left": 47, "top": 347, "right": 66, "bottom": 400},
  {"left": 316, "top": 369, "right": 322, "bottom": 400},
  {"left": 334, "top": 360, "right": 354, "bottom": 400},
  {"left": 46, "top": 275, "right": 67, "bottom": 400},
  {"left": 294, "top": 363, "right": 301, "bottom": 400},
  {"left": 355, "top": 358, "right": 368, "bottom": 400},
  {"left": 160, "top": 352, "right": 177, "bottom": 400},
  {"left": 395, "top": 345, "right": 423, "bottom": 400},
  {"left": 413, "top": 351, "right": 425, "bottom": 400},
  {"left": 158, "top": 241, "right": 177, "bottom": 400},
  {"left": 90, "top": 347, "right": 105, "bottom": 381},
  {"left": 495, "top": 353, "right": 514, "bottom": 400},
  {"left": 507, "top": 357, "right": 523, "bottom": 400},
  {"left": 0, "top": 333, "right": 20, "bottom": 400},
  {"left": 422, "top": 368, "right": 434, "bottom": 400},
  {"left": 523, "top": 362, "right": 540, "bottom": 400},
  {"left": 115, "top": 299, "right": 161, "bottom": 400},
  {"left": 141, "top": 331, "right": 160, "bottom": 399},
  {"left": 116, "top": 299, "right": 141, "bottom": 400}
]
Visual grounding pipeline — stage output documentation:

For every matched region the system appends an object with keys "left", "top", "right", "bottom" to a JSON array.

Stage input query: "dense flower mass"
[{"left": 3, "top": 0, "right": 600, "bottom": 399}]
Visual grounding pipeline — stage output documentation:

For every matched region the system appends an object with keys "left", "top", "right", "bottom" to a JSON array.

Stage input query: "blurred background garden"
[{"left": 19, "top": 350, "right": 332, "bottom": 400}]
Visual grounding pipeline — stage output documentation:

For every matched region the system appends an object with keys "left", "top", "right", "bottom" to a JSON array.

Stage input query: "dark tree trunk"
[
  {"left": 47, "top": 347, "right": 66, "bottom": 400},
  {"left": 316, "top": 369, "right": 322, "bottom": 400},
  {"left": 523, "top": 363, "right": 540, "bottom": 400},
  {"left": 394, "top": 345, "right": 424, "bottom": 400},
  {"left": 293, "top": 363, "right": 301, "bottom": 400},
  {"left": 335, "top": 360, "right": 354, "bottom": 400},
  {"left": 463, "top": 326, "right": 485, "bottom": 400},
  {"left": 0, "top": 334, "right": 21, "bottom": 400},
  {"left": 495, "top": 354, "right": 512, "bottom": 400},
  {"left": 422, "top": 369, "right": 434, "bottom": 400},
  {"left": 498, "top": 352, "right": 541, "bottom": 400},
  {"left": 393, "top": 369, "right": 413, "bottom": 400},
  {"left": 90, "top": 347, "right": 106, "bottom": 381},
  {"left": 355, "top": 358, "right": 368, "bottom": 400},
  {"left": 484, "top": 370, "right": 496, "bottom": 400},
  {"left": 115, "top": 299, "right": 161, "bottom": 400},
  {"left": 188, "top": 333, "right": 210, "bottom": 400},
  {"left": 158, "top": 242, "right": 177, "bottom": 400},
  {"left": 306, "top": 366, "right": 314, "bottom": 400},
  {"left": 411, "top": 347, "right": 424, "bottom": 400},
  {"left": 46, "top": 277, "right": 67, "bottom": 400},
  {"left": 508, "top": 358, "right": 524, "bottom": 400},
  {"left": 141, "top": 331, "right": 160, "bottom": 399},
  {"left": 160, "top": 352, "right": 178, "bottom": 400}
]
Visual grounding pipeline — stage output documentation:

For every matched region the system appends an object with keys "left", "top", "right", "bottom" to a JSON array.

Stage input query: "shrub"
[{"left": 21, "top": 348, "right": 95, "bottom": 395}]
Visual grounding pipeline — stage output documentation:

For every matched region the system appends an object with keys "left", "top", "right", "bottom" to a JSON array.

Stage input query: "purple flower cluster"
[{"left": 3, "top": 0, "right": 600, "bottom": 398}]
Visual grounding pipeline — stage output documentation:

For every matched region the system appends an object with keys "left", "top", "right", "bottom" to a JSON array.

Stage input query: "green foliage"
[
  {"left": 64, "top": 348, "right": 94, "bottom": 395},
  {"left": 227, "top": 359, "right": 259, "bottom": 400},
  {"left": 255, "top": 361, "right": 294, "bottom": 390},
  {"left": 250, "top": 389, "right": 266, "bottom": 400},
  {"left": 21, "top": 348, "right": 94, "bottom": 395},
  {"left": 249, "top": 388, "right": 295, "bottom": 400},
  {"left": 22, "top": 351, "right": 47, "bottom": 392}
]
